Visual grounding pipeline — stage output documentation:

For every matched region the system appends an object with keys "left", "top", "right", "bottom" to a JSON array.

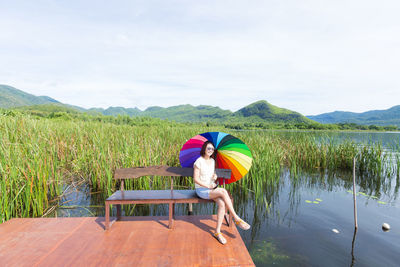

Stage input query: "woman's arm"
[
  {"left": 193, "top": 166, "right": 213, "bottom": 189},
  {"left": 212, "top": 159, "right": 217, "bottom": 181}
]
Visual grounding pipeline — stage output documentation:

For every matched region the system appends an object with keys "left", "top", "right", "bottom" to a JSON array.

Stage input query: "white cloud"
[{"left": 1, "top": 0, "right": 400, "bottom": 115}]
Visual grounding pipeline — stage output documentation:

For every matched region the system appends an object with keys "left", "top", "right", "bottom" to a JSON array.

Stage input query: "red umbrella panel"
[{"left": 179, "top": 132, "right": 252, "bottom": 184}]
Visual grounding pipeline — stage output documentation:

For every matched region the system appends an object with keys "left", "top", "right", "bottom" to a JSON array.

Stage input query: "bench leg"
[
  {"left": 188, "top": 203, "right": 193, "bottom": 215},
  {"left": 116, "top": 204, "right": 121, "bottom": 220},
  {"left": 105, "top": 202, "right": 110, "bottom": 230},
  {"left": 228, "top": 196, "right": 233, "bottom": 227},
  {"left": 168, "top": 203, "right": 173, "bottom": 229}
]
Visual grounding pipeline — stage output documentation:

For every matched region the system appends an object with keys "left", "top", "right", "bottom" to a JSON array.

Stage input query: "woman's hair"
[{"left": 200, "top": 141, "right": 216, "bottom": 159}]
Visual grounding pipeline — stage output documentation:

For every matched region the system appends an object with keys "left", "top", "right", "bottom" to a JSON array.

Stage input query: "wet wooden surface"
[{"left": 0, "top": 215, "right": 254, "bottom": 267}]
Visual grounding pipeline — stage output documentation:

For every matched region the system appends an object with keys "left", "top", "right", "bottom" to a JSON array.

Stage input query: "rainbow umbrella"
[{"left": 179, "top": 132, "right": 252, "bottom": 184}]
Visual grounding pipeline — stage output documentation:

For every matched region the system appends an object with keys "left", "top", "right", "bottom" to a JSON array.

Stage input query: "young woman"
[{"left": 193, "top": 141, "right": 250, "bottom": 244}]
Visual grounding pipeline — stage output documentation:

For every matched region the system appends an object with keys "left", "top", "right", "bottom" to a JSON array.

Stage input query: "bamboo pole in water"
[{"left": 353, "top": 157, "right": 358, "bottom": 229}]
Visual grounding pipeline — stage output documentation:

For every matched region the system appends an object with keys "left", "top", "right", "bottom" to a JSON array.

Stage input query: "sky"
[{"left": 1, "top": 0, "right": 399, "bottom": 115}]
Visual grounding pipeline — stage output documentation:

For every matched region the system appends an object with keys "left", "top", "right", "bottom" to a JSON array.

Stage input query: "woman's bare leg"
[
  {"left": 210, "top": 188, "right": 251, "bottom": 230},
  {"left": 214, "top": 197, "right": 225, "bottom": 233},
  {"left": 209, "top": 188, "right": 239, "bottom": 220}
]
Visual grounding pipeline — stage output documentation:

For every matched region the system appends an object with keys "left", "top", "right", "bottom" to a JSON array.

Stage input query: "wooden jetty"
[{"left": 0, "top": 215, "right": 254, "bottom": 266}]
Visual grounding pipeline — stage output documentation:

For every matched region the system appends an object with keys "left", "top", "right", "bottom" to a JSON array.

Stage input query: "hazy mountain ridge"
[
  {"left": 307, "top": 106, "right": 400, "bottom": 126},
  {"left": 87, "top": 106, "right": 142, "bottom": 116},
  {"left": 0, "top": 84, "right": 59, "bottom": 108},
  {"left": 0, "top": 84, "right": 365, "bottom": 125},
  {"left": 142, "top": 104, "right": 233, "bottom": 122}
]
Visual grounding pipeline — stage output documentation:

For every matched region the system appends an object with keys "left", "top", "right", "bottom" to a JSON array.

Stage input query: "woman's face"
[{"left": 205, "top": 144, "right": 215, "bottom": 157}]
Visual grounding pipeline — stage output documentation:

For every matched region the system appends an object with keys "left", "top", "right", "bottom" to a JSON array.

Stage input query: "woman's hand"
[
  {"left": 212, "top": 173, "right": 218, "bottom": 181},
  {"left": 209, "top": 182, "right": 217, "bottom": 189}
]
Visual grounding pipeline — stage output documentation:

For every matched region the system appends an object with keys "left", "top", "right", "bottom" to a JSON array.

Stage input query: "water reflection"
[
  {"left": 274, "top": 130, "right": 400, "bottom": 149},
  {"left": 350, "top": 227, "right": 358, "bottom": 267},
  {"left": 243, "top": 170, "right": 399, "bottom": 266}
]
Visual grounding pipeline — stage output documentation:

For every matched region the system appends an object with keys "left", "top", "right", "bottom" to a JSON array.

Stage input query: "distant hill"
[
  {"left": 112, "top": 101, "right": 312, "bottom": 124},
  {"left": 0, "top": 84, "right": 59, "bottom": 108},
  {"left": 307, "top": 106, "right": 400, "bottom": 126},
  {"left": 1, "top": 84, "right": 314, "bottom": 124},
  {"left": 14, "top": 103, "right": 81, "bottom": 114},
  {"left": 141, "top": 104, "right": 233, "bottom": 122},
  {"left": 233, "top": 100, "right": 314, "bottom": 124},
  {"left": 87, "top": 106, "right": 141, "bottom": 116}
]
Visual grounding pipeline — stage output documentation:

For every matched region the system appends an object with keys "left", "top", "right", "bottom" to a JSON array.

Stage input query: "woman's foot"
[
  {"left": 234, "top": 218, "right": 250, "bottom": 230},
  {"left": 213, "top": 232, "right": 227, "bottom": 245}
]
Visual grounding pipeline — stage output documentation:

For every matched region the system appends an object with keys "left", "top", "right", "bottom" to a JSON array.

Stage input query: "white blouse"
[{"left": 193, "top": 157, "right": 215, "bottom": 189}]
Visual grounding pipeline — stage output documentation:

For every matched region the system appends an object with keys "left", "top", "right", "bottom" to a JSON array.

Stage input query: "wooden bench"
[{"left": 105, "top": 165, "right": 233, "bottom": 230}]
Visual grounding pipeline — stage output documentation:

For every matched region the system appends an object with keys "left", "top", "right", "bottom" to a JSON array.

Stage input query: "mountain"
[
  {"left": 307, "top": 106, "right": 400, "bottom": 126},
  {"left": 14, "top": 103, "right": 82, "bottom": 114},
  {"left": 0, "top": 84, "right": 59, "bottom": 108},
  {"left": 1, "top": 84, "right": 314, "bottom": 124},
  {"left": 141, "top": 104, "right": 233, "bottom": 122},
  {"left": 233, "top": 100, "right": 313, "bottom": 124},
  {"left": 87, "top": 107, "right": 141, "bottom": 116},
  {"left": 124, "top": 101, "right": 312, "bottom": 124}
]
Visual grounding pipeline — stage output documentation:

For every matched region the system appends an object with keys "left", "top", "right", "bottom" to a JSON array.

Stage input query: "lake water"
[
  {"left": 242, "top": 170, "right": 400, "bottom": 266},
  {"left": 54, "top": 131, "right": 400, "bottom": 266}
]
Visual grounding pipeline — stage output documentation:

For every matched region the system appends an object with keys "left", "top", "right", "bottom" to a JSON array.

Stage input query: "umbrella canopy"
[{"left": 179, "top": 132, "right": 252, "bottom": 184}]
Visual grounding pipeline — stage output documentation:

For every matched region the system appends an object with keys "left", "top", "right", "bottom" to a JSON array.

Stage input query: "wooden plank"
[
  {"left": 0, "top": 218, "right": 89, "bottom": 266},
  {"left": 216, "top": 168, "right": 232, "bottom": 179},
  {"left": 114, "top": 166, "right": 194, "bottom": 179},
  {"left": 107, "top": 190, "right": 173, "bottom": 201},
  {"left": 106, "top": 190, "right": 230, "bottom": 204},
  {"left": 106, "top": 198, "right": 212, "bottom": 206},
  {"left": 107, "top": 189, "right": 214, "bottom": 201},
  {"left": 105, "top": 190, "right": 214, "bottom": 208},
  {"left": 0, "top": 216, "right": 254, "bottom": 266},
  {"left": 114, "top": 166, "right": 231, "bottom": 179},
  {"left": 105, "top": 202, "right": 110, "bottom": 230},
  {"left": 106, "top": 199, "right": 173, "bottom": 205}
]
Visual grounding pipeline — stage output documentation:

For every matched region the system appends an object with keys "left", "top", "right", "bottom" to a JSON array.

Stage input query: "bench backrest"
[{"left": 114, "top": 165, "right": 231, "bottom": 191}]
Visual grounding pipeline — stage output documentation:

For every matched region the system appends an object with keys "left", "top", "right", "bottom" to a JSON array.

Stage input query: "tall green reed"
[{"left": 1, "top": 115, "right": 398, "bottom": 223}]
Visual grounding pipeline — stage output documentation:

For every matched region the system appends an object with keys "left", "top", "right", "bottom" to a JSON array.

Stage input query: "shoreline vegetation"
[
  {"left": 1, "top": 109, "right": 399, "bottom": 224},
  {"left": 1, "top": 107, "right": 398, "bottom": 131}
]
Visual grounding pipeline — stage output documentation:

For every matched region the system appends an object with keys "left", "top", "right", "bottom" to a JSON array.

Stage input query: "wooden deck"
[{"left": 0, "top": 215, "right": 254, "bottom": 267}]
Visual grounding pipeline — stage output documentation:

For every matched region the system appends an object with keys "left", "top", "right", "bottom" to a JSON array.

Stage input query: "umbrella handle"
[{"left": 217, "top": 178, "right": 225, "bottom": 188}]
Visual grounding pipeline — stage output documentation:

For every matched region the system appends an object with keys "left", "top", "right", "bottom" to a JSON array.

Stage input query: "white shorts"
[{"left": 195, "top": 187, "right": 212, "bottom": 200}]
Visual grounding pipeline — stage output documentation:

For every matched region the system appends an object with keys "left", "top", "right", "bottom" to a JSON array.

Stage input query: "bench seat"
[
  {"left": 105, "top": 189, "right": 219, "bottom": 230},
  {"left": 107, "top": 189, "right": 213, "bottom": 202}
]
